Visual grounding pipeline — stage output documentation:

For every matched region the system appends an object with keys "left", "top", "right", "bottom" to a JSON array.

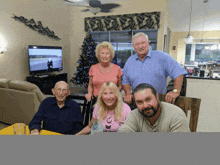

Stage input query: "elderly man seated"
[
  {"left": 29, "top": 81, "right": 83, "bottom": 135},
  {"left": 118, "top": 83, "right": 190, "bottom": 132}
]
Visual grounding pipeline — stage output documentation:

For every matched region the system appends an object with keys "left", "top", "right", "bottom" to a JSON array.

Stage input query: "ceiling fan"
[{"left": 63, "top": 0, "right": 121, "bottom": 15}]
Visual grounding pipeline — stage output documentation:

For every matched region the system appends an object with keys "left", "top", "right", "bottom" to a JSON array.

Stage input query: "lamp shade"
[
  {"left": 0, "top": 47, "right": 7, "bottom": 54},
  {"left": 184, "top": 34, "right": 194, "bottom": 43}
]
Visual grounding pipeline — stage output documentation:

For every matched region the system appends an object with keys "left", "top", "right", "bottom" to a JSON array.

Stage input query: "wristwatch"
[{"left": 173, "top": 89, "right": 180, "bottom": 94}]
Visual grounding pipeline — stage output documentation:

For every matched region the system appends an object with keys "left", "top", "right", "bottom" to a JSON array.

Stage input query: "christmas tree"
[{"left": 70, "top": 31, "right": 99, "bottom": 88}]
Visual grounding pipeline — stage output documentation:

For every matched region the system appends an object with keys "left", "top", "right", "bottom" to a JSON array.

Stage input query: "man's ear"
[
  {"left": 156, "top": 93, "right": 159, "bottom": 100},
  {"left": 52, "top": 88, "right": 55, "bottom": 95},
  {"left": 67, "top": 90, "right": 71, "bottom": 96}
]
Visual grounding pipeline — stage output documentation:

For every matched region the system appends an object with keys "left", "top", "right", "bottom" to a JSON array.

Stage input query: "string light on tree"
[{"left": 70, "top": 31, "right": 98, "bottom": 88}]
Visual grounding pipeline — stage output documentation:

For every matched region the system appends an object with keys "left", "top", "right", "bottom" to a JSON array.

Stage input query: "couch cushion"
[
  {"left": 8, "top": 80, "right": 46, "bottom": 102},
  {"left": 33, "top": 88, "right": 46, "bottom": 102},
  {"left": 8, "top": 80, "right": 38, "bottom": 91},
  {"left": 0, "top": 78, "right": 10, "bottom": 88}
]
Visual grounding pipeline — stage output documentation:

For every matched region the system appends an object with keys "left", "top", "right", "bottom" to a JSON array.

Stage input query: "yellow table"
[{"left": 0, "top": 124, "right": 63, "bottom": 135}]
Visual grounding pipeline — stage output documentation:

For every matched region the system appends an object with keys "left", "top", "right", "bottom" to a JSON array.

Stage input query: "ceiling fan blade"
[
  {"left": 100, "top": 8, "right": 111, "bottom": 13},
  {"left": 62, "top": 0, "right": 88, "bottom": 6},
  {"left": 89, "top": 0, "right": 101, "bottom": 7},
  {"left": 99, "top": 3, "right": 120, "bottom": 10},
  {"left": 81, "top": 9, "right": 90, "bottom": 12}
]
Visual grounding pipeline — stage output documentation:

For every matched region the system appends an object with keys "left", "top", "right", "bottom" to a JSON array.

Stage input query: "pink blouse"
[
  {"left": 89, "top": 63, "right": 123, "bottom": 97},
  {"left": 93, "top": 103, "right": 131, "bottom": 132}
]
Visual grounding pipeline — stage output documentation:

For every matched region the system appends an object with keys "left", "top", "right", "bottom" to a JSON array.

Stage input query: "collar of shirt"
[
  {"left": 50, "top": 97, "right": 72, "bottom": 109},
  {"left": 135, "top": 49, "right": 152, "bottom": 61}
]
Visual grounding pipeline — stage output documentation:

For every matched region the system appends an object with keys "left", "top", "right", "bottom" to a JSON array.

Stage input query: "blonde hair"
[
  {"left": 132, "top": 32, "right": 149, "bottom": 45},
  {"left": 94, "top": 81, "right": 123, "bottom": 122},
  {"left": 95, "top": 41, "right": 115, "bottom": 62}
]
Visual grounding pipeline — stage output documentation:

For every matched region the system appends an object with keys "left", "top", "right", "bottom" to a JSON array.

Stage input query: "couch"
[{"left": 0, "top": 78, "right": 47, "bottom": 125}]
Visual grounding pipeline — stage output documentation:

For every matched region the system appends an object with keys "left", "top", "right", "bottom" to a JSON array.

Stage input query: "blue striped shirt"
[{"left": 122, "top": 50, "right": 187, "bottom": 94}]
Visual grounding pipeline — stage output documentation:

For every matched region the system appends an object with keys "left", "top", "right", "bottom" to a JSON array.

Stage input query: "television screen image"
[{"left": 28, "top": 45, "right": 62, "bottom": 75}]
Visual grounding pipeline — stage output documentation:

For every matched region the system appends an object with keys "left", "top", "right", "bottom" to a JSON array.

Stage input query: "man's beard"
[{"left": 139, "top": 101, "right": 160, "bottom": 118}]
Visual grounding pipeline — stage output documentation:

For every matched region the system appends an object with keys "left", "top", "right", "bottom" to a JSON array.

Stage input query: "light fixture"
[
  {"left": 89, "top": 7, "right": 101, "bottom": 15},
  {"left": 0, "top": 47, "right": 7, "bottom": 54},
  {"left": 184, "top": 0, "right": 194, "bottom": 43},
  {"left": 0, "top": 34, "right": 7, "bottom": 54},
  {"left": 200, "top": 0, "right": 208, "bottom": 42}
]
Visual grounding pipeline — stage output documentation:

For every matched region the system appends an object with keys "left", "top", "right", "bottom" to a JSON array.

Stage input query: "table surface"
[
  {"left": 185, "top": 75, "right": 220, "bottom": 80},
  {"left": 0, "top": 124, "right": 62, "bottom": 135}
]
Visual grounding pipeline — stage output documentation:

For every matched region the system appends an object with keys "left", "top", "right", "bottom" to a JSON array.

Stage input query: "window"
[
  {"left": 185, "top": 43, "right": 220, "bottom": 65},
  {"left": 91, "top": 29, "right": 158, "bottom": 68}
]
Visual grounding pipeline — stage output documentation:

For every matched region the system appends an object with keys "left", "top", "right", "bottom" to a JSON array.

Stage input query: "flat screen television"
[{"left": 28, "top": 45, "right": 63, "bottom": 75}]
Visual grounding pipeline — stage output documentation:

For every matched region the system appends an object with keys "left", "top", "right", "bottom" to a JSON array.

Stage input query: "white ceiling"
[{"left": 167, "top": 0, "right": 220, "bottom": 32}]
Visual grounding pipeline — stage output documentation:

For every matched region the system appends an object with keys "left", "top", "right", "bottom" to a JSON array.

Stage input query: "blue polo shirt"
[
  {"left": 29, "top": 97, "right": 83, "bottom": 135},
  {"left": 122, "top": 50, "right": 187, "bottom": 94}
]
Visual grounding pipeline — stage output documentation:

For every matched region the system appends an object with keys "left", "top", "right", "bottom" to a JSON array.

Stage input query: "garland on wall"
[
  {"left": 84, "top": 12, "right": 160, "bottom": 32},
  {"left": 12, "top": 14, "right": 61, "bottom": 40}
]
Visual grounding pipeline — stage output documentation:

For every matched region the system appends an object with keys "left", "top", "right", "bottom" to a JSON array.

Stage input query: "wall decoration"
[
  {"left": 12, "top": 14, "right": 61, "bottom": 40},
  {"left": 85, "top": 12, "right": 160, "bottom": 32}
]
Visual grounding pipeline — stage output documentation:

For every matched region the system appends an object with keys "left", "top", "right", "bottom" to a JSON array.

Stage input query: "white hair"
[{"left": 132, "top": 32, "right": 149, "bottom": 45}]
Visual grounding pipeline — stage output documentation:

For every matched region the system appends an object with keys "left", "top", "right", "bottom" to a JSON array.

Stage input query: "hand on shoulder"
[{"left": 123, "top": 94, "right": 133, "bottom": 104}]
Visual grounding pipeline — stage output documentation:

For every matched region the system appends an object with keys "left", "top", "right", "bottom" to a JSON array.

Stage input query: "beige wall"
[
  {"left": 0, "top": 0, "right": 168, "bottom": 84},
  {"left": 0, "top": 0, "right": 72, "bottom": 80}
]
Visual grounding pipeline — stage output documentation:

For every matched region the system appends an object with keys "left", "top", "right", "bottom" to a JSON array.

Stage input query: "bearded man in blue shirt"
[
  {"left": 29, "top": 81, "right": 83, "bottom": 135},
  {"left": 122, "top": 32, "right": 187, "bottom": 108}
]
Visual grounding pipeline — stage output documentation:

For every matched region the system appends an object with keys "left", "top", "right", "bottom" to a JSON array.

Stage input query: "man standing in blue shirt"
[
  {"left": 122, "top": 32, "right": 186, "bottom": 107},
  {"left": 29, "top": 81, "right": 83, "bottom": 135}
]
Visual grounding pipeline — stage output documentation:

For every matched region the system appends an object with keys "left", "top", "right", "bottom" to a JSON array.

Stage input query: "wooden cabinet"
[{"left": 27, "top": 73, "right": 67, "bottom": 94}]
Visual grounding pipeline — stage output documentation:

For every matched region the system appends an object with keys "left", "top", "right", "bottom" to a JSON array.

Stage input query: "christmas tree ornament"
[{"left": 70, "top": 31, "right": 99, "bottom": 88}]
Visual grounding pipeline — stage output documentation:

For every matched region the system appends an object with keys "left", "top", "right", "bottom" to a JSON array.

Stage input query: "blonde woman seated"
[{"left": 76, "top": 82, "right": 131, "bottom": 134}]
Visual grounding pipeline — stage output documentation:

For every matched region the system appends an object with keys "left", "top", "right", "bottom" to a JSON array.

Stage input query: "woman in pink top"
[
  {"left": 76, "top": 82, "right": 131, "bottom": 134},
  {"left": 85, "top": 41, "right": 123, "bottom": 102}
]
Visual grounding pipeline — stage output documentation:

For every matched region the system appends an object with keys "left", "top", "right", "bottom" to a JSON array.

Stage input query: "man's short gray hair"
[{"left": 132, "top": 32, "right": 149, "bottom": 45}]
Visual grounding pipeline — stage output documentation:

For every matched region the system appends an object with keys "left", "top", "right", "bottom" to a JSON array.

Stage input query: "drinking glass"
[
  {"left": 13, "top": 123, "right": 26, "bottom": 135},
  {"left": 91, "top": 119, "right": 103, "bottom": 134}
]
